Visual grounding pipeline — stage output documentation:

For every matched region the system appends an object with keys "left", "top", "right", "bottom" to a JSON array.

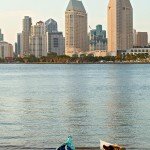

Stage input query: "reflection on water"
[
  {"left": 105, "top": 66, "right": 137, "bottom": 148},
  {"left": 0, "top": 64, "right": 150, "bottom": 149}
]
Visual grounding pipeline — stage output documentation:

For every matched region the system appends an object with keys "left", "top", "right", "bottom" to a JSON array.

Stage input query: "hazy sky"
[{"left": 0, "top": 0, "right": 149, "bottom": 45}]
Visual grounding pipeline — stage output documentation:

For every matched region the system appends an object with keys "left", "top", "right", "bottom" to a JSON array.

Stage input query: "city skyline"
[{"left": 0, "top": 0, "right": 150, "bottom": 45}]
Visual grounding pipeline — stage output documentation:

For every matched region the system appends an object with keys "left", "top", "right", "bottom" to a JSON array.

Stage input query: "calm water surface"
[{"left": 0, "top": 64, "right": 150, "bottom": 149}]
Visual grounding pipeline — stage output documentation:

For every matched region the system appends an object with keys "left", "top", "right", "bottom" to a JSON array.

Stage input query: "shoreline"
[
  {"left": 0, "top": 62, "right": 150, "bottom": 65},
  {"left": 0, "top": 146, "right": 147, "bottom": 150}
]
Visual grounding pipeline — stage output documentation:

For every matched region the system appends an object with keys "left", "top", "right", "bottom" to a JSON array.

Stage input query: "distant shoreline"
[{"left": 0, "top": 62, "right": 150, "bottom": 64}]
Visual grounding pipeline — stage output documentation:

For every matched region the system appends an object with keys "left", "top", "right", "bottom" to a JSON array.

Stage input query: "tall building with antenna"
[
  {"left": 107, "top": 0, "right": 133, "bottom": 56},
  {"left": 65, "top": 0, "right": 88, "bottom": 56}
]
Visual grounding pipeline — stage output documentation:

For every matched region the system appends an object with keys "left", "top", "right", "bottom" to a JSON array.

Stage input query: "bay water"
[{"left": 0, "top": 64, "right": 150, "bottom": 149}]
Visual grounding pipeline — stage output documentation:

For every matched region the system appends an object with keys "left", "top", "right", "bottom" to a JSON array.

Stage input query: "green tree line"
[{"left": 1, "top": 52, "right": 150, "bottom": 63}]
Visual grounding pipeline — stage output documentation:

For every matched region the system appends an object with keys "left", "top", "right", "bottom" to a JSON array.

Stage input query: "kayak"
[{"left": 100, "top": 140, "right": 126, "bottom": 150}]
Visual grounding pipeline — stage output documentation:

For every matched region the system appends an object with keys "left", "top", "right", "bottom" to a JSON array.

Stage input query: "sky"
[{"left": 0, "top": 0, "right": 150, "bottom": 45}]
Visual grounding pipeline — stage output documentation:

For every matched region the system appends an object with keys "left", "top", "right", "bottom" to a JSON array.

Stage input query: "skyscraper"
[
  {"left": 47, "top": 32, "right": 65, "bottom": 55},
  {"left": 89, "top": 25, "right": 107, "bottom": 51},
  {"left": 0, "top": 29, "right": 4, "bottom": 41},
  {"left": 108, "top": 0, "right": 133, "bottom": 56},
  {"left": 65, "top": 0, "right": 88, "bottom": 56},
  {"left": 45, "top": 18, "right": 58, "bottom": 33},
  {"left": 16, "top": 33, "right": 23, "bottom": 56},
  {"left": 30, "top": 21, "right": 47, "bottom": 58},
  {"left": 45, "top": 19, "right": 65, "bottom": 55},
  {"left": 22, "top": 16, "right": 32, "bottom": 56}
]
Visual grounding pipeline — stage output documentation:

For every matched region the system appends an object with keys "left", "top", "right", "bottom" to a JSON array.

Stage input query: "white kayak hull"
[{"left": 100, "top": 140, "right": 113, "bottom": 150}]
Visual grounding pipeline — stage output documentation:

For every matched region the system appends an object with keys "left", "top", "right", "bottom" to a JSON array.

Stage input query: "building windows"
[{"left": 53, "top": 38, "right": 59, "bottom": 48}]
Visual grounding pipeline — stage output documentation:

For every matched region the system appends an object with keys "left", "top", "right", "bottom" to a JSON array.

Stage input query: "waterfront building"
[
  {"left": 22, "top": 16, "right": 32, "bottom": 56},
  {"left": 78, "top": 50, "right": 107, "bottom": 57},
  {"left": 136, "top": 32, "right": 148, "bottom": 47},
  {"left": 16, "top": 33, "right": 23, "bottom": 56},
  {"left": 125, "top": 48, "right": 150, "bottom": 55},
  {"left": 86, "top": 50, "right": 107, "bottom": 57},
  {"left": 0, "top": 41, "right": 13, "bottom": 59},
  {"left": 47, "top": 32, "right": 65, "bottom": 55},
  {"left": 45, "top": 19, "right": 65, "bottom": 55},
  {"left": 0, "top": 29, "right": 4, "bottom": 41},
  {"left": 30, "top": 21, "right": 47, "bottom": 58},
  {"left": 65, "top": 0, "right": 88, "bottom": 56},
  {"left": 89, "top": 25, "right": 107, "bottom": 51},
  {"left": 107, "top": 0, "right": 133, "bottom": 56},
  {"left": 45, "top": 18, "right": 58, "bottom": 33}
]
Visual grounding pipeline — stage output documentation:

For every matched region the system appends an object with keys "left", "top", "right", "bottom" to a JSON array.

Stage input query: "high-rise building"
[
  {"left": 30, "top": 21, "right": 47, "bottom": 58},
  {"left": 136, "top": 32, "right": 148, "bottom": 47},
  {"left": 65, "top": 0, "right": 88, "bottom": 56},
  {"left": 0, "top": 41, "right": 13, "bottom": 59},
  {"left": 16, "top": 33, "right": 23, "bottom": 56},
  {"left": 22, "top": 16, "right": 32, "bottom": 56},
  {"left": 0, "top": 29, "right": 4, "bottom": 41},
  {"left": 47, "top": 32, "right": 65, "bottom": 55},
  {"left": 107, "top": 0, "right": 133, "bottom": 56},
  {"left": 45, "top": 19, "right": 58, "bottom": 33},
  {"left": 45, "top": 18, "right": 65, "bottom": 55},
  {"left": 89, "top": 25, "right": 107, "bottom": 51}
]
